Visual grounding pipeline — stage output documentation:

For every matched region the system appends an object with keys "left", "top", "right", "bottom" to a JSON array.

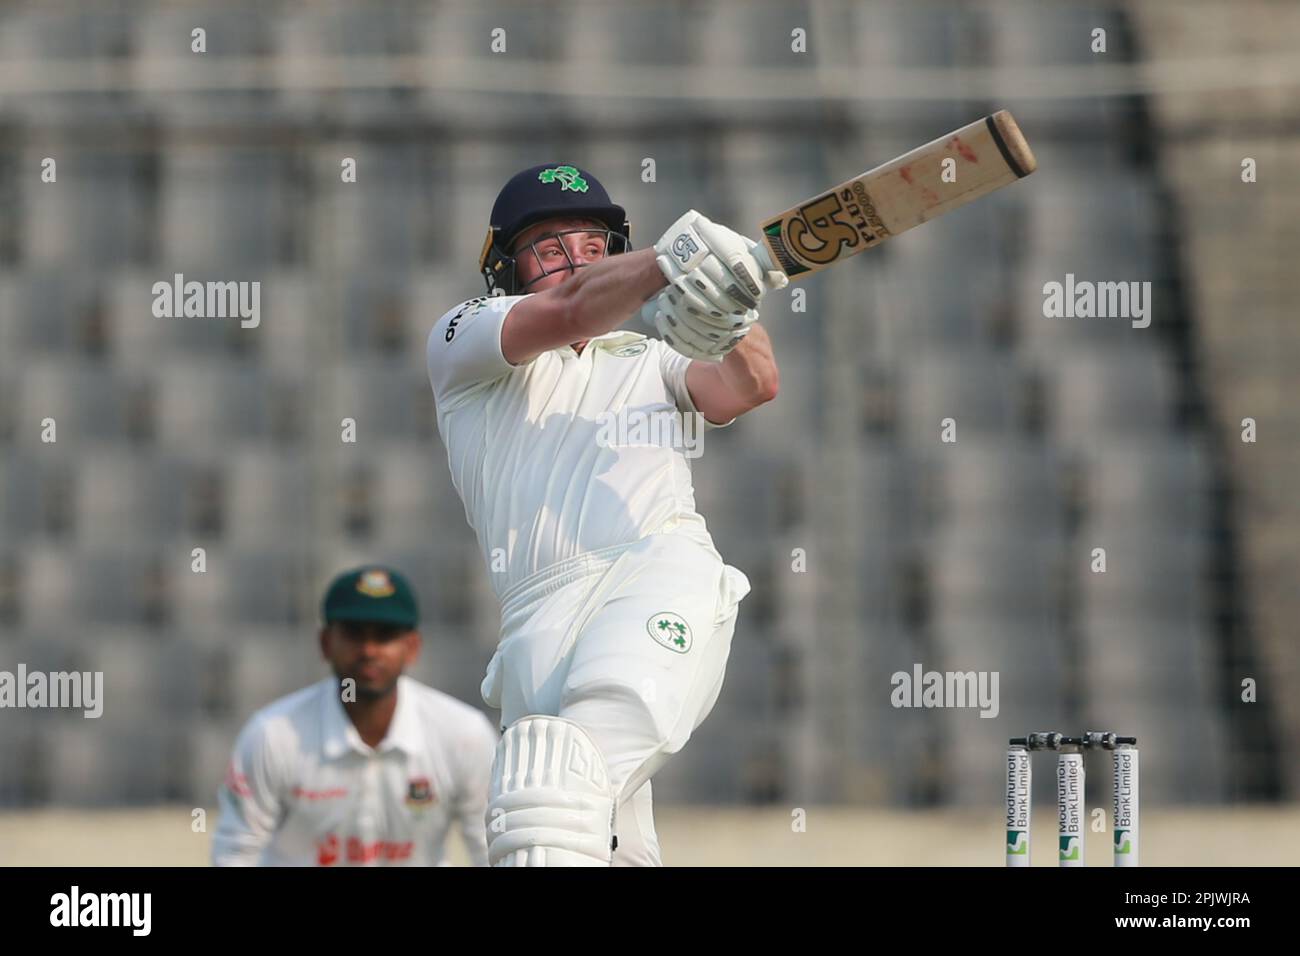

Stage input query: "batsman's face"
[
  {"left": 319, "top": 622, "right": 420, "bottom": 700},
  {"left": 512, "top": 217, "right": 611, "bottom": 294}
]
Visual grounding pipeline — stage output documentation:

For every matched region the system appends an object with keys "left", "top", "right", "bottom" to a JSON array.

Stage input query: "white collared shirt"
[
  {"left": 212, "top": 675, "right": 497, "bottom": 866},
  {"left": 426, "top": 294, "right": 730, "bottom": 599}
]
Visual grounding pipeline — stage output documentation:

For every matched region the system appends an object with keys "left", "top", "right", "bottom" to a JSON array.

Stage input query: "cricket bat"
[{"left": 756, "top": 110, "right": 1036, "bottom": 280}]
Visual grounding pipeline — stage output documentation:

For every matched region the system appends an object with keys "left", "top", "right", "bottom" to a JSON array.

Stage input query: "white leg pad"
[{"left": 487, "top": 715, "right": 616, "bottom": 867}]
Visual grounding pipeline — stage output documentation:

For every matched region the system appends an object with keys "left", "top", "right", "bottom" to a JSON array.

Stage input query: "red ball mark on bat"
[
  {"left": 951, "top": 137, "right": 979, "bottom": 164},
  {"left": 899, "top": 166, "right": 913, "bottom": 185}
]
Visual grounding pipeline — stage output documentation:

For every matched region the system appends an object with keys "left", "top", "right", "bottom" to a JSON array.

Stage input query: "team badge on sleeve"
[{"left": 647, "top": 612, "right": 692, "bottom": 654}]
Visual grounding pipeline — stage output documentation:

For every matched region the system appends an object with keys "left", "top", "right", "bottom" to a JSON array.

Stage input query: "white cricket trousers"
[{"left": 481, "top": 532, "right": 751, "bottom": 866}]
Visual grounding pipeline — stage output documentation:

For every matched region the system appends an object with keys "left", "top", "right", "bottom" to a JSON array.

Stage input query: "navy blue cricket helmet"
[{"left": 478, "top": 163, "right": 631, "bottom": 295}]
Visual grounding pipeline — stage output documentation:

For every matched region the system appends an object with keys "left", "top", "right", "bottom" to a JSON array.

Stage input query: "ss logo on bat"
[{"left": 786, "top": 194, "right": 860, "bottom": 265}]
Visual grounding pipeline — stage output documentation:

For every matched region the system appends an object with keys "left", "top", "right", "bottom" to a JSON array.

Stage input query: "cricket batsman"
[{"left": 425, "top": 163, "right": 788, "bottom": 866}]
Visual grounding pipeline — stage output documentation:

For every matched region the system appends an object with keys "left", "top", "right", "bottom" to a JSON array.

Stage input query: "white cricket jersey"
[
  {"left": 211, "top": 675, "right": 498, "bottom": 867},
  {"left": 426, "top": 294, "right": 731, "bottom": 599}
]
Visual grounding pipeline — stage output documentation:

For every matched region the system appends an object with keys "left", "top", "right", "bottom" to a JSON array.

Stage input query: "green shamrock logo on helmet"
[{"left": 538, "top": 165, "right": 589, "bottom": 193}]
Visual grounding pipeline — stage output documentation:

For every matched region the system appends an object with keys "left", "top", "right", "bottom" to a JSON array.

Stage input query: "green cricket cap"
[{"left": 321, "top": 566, "right": 419, "bottom": 630}]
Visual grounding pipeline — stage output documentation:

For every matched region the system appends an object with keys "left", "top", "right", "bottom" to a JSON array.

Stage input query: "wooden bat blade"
[{"left": 757, "top": 110, "right": 1036, "bottom": 279}]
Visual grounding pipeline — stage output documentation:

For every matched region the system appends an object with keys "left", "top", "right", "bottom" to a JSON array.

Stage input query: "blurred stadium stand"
[{"left": 0, "top": 0, "right": 1293, "bottom": 816}]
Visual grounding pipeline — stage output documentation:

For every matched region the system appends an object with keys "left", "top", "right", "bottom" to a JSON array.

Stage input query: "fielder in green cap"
[
  {"left": 212, "top": 565, "right": 498, "bottom": 867},
  {"left": 319, "top": 565, "right": 422, "bottom": 717}
]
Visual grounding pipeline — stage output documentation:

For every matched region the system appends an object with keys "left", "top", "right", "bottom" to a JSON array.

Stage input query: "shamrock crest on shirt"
[{"left": 647, "top": 612, "right": 692, "bottom": 654}]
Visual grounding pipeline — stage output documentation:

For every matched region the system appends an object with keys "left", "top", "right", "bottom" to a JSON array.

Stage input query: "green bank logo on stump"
[
  {"left": 538, "top": 165, "right": 589, "bottom": 193},
  {"left": 1059, "top": 835, "right": 1081, "bottom": 862},
  {"left": 1115, "top": 830, "right": 1133, "bottom": 855},
  {"left": 648, "top": 612, "right": 692, "bottom": 653},
  {"left": 1006, "top": 832, "right": 1028, "bottom": 856}
]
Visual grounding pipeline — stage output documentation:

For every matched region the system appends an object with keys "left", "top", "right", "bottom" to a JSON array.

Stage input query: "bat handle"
[{"left": 750, "top": 240, "right": 777, "bottom": 278}]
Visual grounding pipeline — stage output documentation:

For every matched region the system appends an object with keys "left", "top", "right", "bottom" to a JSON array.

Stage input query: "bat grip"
[{"left": 751, "top": 240, "right": 777, "bottom": 277}]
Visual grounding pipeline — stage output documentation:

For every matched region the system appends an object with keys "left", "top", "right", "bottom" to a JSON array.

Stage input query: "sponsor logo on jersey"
[
  {"left": 316, "top": 833, "right": 415, "bottom": 866},
  {"left": 292, "top": 785, "right": 349, "bottom": 801},
  {"left": 446, "top": 298, "right": 488, "bottom": 342},
  {"left": 317, "top": 833, "right": 341, "bottom": 866}
]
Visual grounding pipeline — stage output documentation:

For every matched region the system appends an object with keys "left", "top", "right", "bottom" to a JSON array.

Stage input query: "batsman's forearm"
[
  {"left": 563, "top": 248, "right": 666, "bottom": 339},
  {"left": 719, "top": 323, "right": 779, "bottom": 403}
]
